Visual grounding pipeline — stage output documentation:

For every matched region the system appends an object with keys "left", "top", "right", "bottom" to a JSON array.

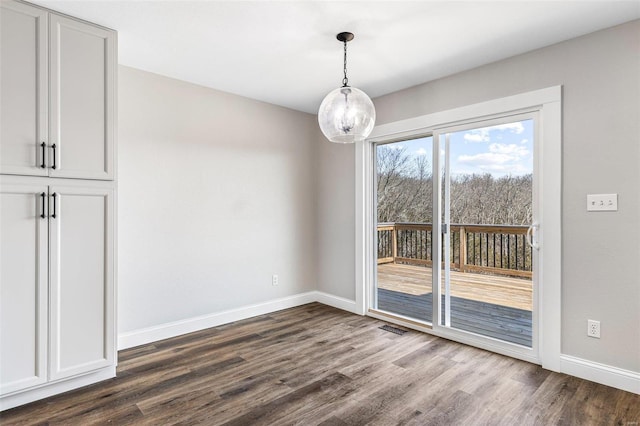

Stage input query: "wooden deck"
[
  {"left": 377, "top": 263, "right": 532, "bottom": 311},
  {"left": 376, "top": 263, "right": 533, "bottom": 346}
]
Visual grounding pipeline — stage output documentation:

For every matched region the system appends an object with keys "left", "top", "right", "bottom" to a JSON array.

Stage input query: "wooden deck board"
[
  {"left": 377, "top": 289, "right": 533, "bottom": 347},
  {"left": 377, "top": 262, "right": 532, "bottom": 311},
  {"left": 377, "top": 263, "right": 533, "bottom": 346}
]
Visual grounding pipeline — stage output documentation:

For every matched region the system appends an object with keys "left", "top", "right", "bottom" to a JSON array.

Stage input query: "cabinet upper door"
[
  {"left": 49, "top": 14, "right": 116, "bottom": 180},
  {"left": 49, "top": 184, "right": 115, "bottom": 380},
  {"left": 0, "top": 182, "right": 48, "bottom": 395},
  {"left": 0, "top": 1, "right": 48, "bottom": 176}
]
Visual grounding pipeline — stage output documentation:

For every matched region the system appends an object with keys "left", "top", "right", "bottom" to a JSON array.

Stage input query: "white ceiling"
[{"left": 34, "top": 1, "right": 640, "bottom": 114}]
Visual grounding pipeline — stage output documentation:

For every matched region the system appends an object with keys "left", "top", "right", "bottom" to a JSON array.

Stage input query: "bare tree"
[
  {"left": 449, "top": 173, "right": 532, "bottom": 225},
  {"left": 377, "top": 146, "right": 432, "bottom": 223},
  {"left": 377, "top": 146, "right": 532, "bottom": 225}
]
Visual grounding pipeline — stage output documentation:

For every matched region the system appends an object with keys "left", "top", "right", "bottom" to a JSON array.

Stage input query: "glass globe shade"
[{"left": 318, "top": 86, "right": 376, "bottom": 143}]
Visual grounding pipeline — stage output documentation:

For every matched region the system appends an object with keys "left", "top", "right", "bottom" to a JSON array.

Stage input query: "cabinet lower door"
[
  {"left": 0, "top": 1, "right": 48, "bottom": 176},
  {"left": 0, "top": 183, "right": 48, "bottom": 395},
  {"left": 49, "top": 185, "right": 114, "bottom": 381}
]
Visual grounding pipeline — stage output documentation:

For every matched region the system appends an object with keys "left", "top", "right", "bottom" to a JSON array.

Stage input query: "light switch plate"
[{"left": 587, "top": 194, "right": 618, "bottom": 211}]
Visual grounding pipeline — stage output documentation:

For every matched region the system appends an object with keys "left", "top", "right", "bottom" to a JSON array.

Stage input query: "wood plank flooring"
[
  {"left": 2, "top": 303, "right": 638, "bottom": 425},
  {"left": 377, "top": 263, "right": 532, "bottom": 311}
]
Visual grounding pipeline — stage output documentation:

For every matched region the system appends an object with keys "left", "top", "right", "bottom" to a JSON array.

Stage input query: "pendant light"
[{"left": 318, "top": 32, "right": 376, "bottom": 143}]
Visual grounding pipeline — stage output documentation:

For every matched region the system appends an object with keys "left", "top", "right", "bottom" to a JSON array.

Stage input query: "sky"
[{"left": 379, "top": 119, "right": 533, "bottom": 178}]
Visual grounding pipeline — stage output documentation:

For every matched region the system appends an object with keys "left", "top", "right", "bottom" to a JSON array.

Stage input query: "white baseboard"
[
  {"left": 0, "top": 367, "right": 116, "bottom": 411},
  {"left": 118, "top": 291, "right": 360, "bottom": 350},
  {"left": 118, "top": 291, "right": 317, "bottom": 350},
  {"left": 314, "top": 291, "right": 359, "bottom": 314},
  {"left": 560, "top": 354, "right": 640, "bottom": 395}
]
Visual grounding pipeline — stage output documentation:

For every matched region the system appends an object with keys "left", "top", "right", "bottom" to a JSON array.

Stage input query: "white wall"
[
  {"left": 317, "top": 20, "right": 640, "bottom": 373},
  {"left": 315, "top": 140, "right": 356, "bottom": 301},
  {"left": 118, "top": 66, "right": 317, "bottom": 335}
]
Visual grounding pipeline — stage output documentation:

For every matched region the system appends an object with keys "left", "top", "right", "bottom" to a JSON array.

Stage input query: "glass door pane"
[
  {"left": 375, "top": 136, "right": 434, "bottom": 323},
  {"left": 439, "top": 119, "right": 535, "bottom": 347}
]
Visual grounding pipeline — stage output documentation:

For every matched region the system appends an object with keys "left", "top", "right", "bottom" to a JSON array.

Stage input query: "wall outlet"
[
  {"left": 587, "top": 194, "right": 617, "bottom": 211},
  {"left": 272, "top": 274, "right": 279, "bottom": 286},
  {"left": 587, "top": 319, "right": 600, "bottom": 338}
]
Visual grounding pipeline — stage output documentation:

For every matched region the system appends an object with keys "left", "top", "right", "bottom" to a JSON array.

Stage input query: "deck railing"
[{"left": 377, "top": 222, "right": 532, "bottom": 278}]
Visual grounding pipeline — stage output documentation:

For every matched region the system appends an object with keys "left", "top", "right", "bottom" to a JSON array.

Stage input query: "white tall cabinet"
[{"left": 0, "top": 0, "right": 117, "bottom": 410}]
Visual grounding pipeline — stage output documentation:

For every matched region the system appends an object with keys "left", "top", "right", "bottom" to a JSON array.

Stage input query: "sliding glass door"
[
  {"left": 372, "top": 114, "right": 539, "bottom": 355},
  {"left": 435, "top": 115, "right": 538, "bottom": 349},
  {"left": 374, "top": 136, "right": 434, "bottom": 323}
]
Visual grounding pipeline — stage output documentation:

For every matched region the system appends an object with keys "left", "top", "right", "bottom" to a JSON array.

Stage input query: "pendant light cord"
[{"left": 342, "top": 40, "right": 349, "bottom": 87}]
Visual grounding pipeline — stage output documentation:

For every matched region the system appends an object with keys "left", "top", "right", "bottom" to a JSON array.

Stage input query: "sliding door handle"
[
  {"left": 526, "top": 223, "right": 539, "bottom": 250},
  {"left": 51, "top": 144, "right": 57, "bottom": 169},
  {"left": 40, "top": 192, "right": 46, "bottom": 218},
  {"left": 51, "top": 193, "right": 57, "bottom": 219},
  {"left": 40, "top": 142, "right": 46, "bottom": 168}
]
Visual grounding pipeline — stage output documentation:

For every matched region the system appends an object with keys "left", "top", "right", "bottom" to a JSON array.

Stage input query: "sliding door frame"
[
  {"left": 356, "top": 86, "right": 562, "bottom": 371},
  {"left": 369, "top": 133, "right": 435, "bottom": 326},
  {"left": 432, "top": 111, "right": 540, "bottom": 362}
]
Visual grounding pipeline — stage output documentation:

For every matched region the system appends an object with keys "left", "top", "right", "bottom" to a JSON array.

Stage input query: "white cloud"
[
  {"left": 477, "top": 163, "right": 530, "bottom": 174},
  {"left": 488, "top": 143, "right": 529, "bottom": 156},
  {"left": 416, "top": 148, "right": 428, "bottom": 156},
  {"left": 458, "top": 152, "right": 514, "bottom": 165},
  {"left": 492, "top": 122, "right": 524, "bottom": 134},
  {"left": 459, "top": 143, "right": 528, "bottom": 163},
  {"left": 462, "top": 121, "right": 525, "bottom": 143},
  {"left": 457, "top": 143, "right": 531, "bottom": 175},
  {"left": 463, "top": 133, "right": 488, "bottom": 142}
]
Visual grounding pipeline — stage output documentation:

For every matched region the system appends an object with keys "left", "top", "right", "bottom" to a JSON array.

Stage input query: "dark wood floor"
[
  {"left": 2, "top": 303, "right": 638, "bottom": 425},
  {"left": 377, "top": 289, "right": 533, "bottom": 347}
]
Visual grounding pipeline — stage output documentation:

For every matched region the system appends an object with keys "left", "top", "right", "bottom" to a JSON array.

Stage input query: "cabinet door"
[
  {"left": 49, "top": 15, "right": 115, "bottom": 180},
  {"left": 0, "top": 183, "right": 48, "bottom": 395},
  {"left": 49, "top": 185, "right": 114, "bottom": 381},
  {"left": 0, "top": 1, "right": 48, "bottom": 176}
]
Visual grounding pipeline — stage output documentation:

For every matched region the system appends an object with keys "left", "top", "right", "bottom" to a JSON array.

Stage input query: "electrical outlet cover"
[
  {"left": 587, "top": 319, "right": 600, "bottom": 338},
  {"left": 587, "top": 194, "right": 618, "bottom": 211}
]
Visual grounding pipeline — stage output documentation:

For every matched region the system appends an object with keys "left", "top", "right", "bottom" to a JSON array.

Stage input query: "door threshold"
[{"left": 367, "top": 308, "right": 433, "bottom": 331}]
